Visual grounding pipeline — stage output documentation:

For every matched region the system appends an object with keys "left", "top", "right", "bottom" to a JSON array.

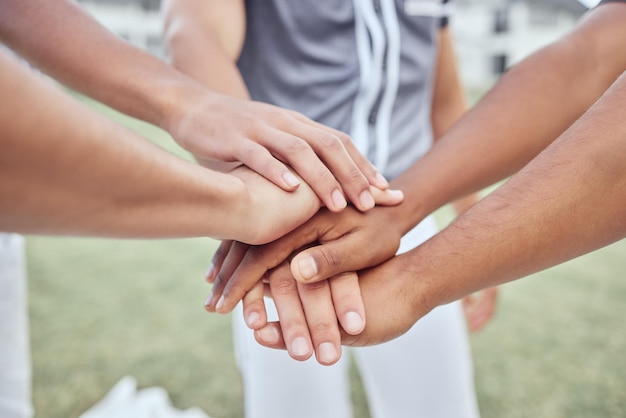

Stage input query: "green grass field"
[{"left": 26, "top": 97, "right": 626, "bottom": 418}]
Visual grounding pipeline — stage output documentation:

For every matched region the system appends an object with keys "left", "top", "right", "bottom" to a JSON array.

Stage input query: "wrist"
[
  {"left": 150, "top": 75, "right": 221, "bottom": 141},
  {"left": 142, "top": 161, "right": 246, "bottom": 240},
  {"left": 387, "top": 180, "right": 435, "bottom": 236},
  {"left": 207, "top": 171, "right": 250, "bottom": 240},
  {"left": 393, "top": 250, "right": 439, "bottom": 320},
  {"left": 389, "top": 156, "right": 472, "bottom": 233}
]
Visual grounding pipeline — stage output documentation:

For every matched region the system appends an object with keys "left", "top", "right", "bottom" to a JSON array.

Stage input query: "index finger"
[
  {"left": 205, "top": 240, "right": 233, "bottom": 284},
  {"left": 279, "top": 122, "right": 376, "bottom": 212},
  {"left": 289, "top": 227, "right": 399, "bottom": 283}
]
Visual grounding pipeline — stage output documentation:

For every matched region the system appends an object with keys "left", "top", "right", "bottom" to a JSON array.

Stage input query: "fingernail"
[
  {"left": 204, "top": 293, "right": 215, "bottom": 307},
  {"left": 296, "top": 257, "right": 318, "bottom": 281},
  {"left": 376, "top": 172, "right": 389, "bottom": 188},
  {"left": 215, "top": 295, "right": 225, "bottom": 311},
  {"left": 290, "top": 337, "right": 310, "bottom": 357},
  {"left": 257, "top": 326, "right": 280, "bottom": 344},
  {"left": 388, "top": 189, "right": 404, "bottom": 199},
  {"left": 282, "top": 171, "right": 300, "bottom": 188},
  {"left": 359, "top": 190, "right": 375, "bottom": 210},
  {"left": 343, "top": 311, "right": 365, "bottom": 334},
  {"left": 205, "top": 263, "right": 215, "bottom": 281},
  {"left": 246, "top": 312, "right": 261, "bottom": 328},
  {"left": 331, "top": 189, "right": 347, "bottom": 210},
  {"left": 318, "top": 342, "right": 339, "bottom": 364}
]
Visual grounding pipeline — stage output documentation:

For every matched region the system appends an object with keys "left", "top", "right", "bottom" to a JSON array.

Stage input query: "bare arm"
[
  {"left": 0, "top": 0, "right": 193, "bottom": 133},
  {"left": 345, "top": 70, "right": 626, "bottom": 346},
  {"left": 0, "top": 0, "right": 386, "bottom": 211},
  {"left": 385, "top": 4, "right": 626, "bottom": 235},
  {"left": 0, "top": 49, "right": 320, "bottom": 244}
]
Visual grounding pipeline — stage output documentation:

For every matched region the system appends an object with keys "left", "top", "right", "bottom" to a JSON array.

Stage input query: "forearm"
[
  {"left": 389, "top": 5, "right": 626, "bottom": 229},
  {"left": 345, "top": 71, "right": 626, "bottom": 346},
  {"left": 0, "top": 0, "right": 208, "bottom": 132},
  {"left": 430, "top": 27, "right": 480, "bottom": 216},
  {"left": 410, "top": 70, "right": 626, "bottom": 311},
  {"left": 163, "top": 0, "right": 249, "bottom": 99},
  {"left": 0, "top": 49, "right": 242, "bottom": 239},
  {"left": 431, "top": 27, "right": 467, "bottom": 141}
]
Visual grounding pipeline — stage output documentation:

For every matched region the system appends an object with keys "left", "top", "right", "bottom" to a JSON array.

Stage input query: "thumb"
[
  {"left": 370, "top": 186, "right": 404, "bottom": 206},
  {"left": 290, "top": 233, "right": 397, "bottom": 283}
]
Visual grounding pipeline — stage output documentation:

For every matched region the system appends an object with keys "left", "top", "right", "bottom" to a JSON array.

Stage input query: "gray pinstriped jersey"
[{"left": 238, "top": 0, "right": 452, "bottom": 179}]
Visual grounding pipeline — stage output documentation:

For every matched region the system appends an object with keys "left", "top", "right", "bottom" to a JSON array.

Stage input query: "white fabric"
[
  {"left": 234, "top": 216, "right": 480, "bottom": 418},
  {"left": 79, "top": 376, "right": 212, "bottom": 418},
  {"left": 351, "top": 0, "right": 387, "bottom": 158},
  {"left": 374, "top": 0, "right": 401, "bottom": 172},
  {"left": 0, "top": 233, "right": 33, "bottom": 418}
]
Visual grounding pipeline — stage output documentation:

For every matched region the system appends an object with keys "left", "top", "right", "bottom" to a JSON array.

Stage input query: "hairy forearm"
[
  {"left": 411, "top": 70, "right": 626, "bottom": 310},
  {"left": 389, "top": 5, "right": 626, "bottom": 229},
  {"left": 0, "top": 0, "right": 209, "bottom": 132},
  {"left": 0, "top": 50, "right": 242, "bottom": 239}
]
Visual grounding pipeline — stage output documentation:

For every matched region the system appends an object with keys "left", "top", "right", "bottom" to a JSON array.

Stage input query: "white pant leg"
[
  {"left": 352, "top": 217, "right": 480, "bottom": 418},
  {"left": 0, "top": 233, "right": 33, "bottom": 418},
  {"left": 233, "top": 302, "right": 352, "bottom": 418},
  {"left": 352, "top": 303, "right": 479, "bottom": 418}
]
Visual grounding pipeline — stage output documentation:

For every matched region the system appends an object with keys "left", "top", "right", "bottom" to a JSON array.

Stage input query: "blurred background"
[
  {"left": 74, "top": 0, "right": 590, "bottom": 92},
  {"left": 26, "top": 0, "right": 625, "bottom": 417}
]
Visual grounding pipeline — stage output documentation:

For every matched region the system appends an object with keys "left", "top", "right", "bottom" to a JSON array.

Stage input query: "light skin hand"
[
  {"left": 216, "top": 163, "right": 390, "bottom": 246},
  {"left": 163, "top": 0, "right": 390, "bottom": 212},
  {"left": 226, "top": 165, "right": 321, "bottom": 245},
  {"left": 168, "top": 92, "right": 390, "bottom": 213}
]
